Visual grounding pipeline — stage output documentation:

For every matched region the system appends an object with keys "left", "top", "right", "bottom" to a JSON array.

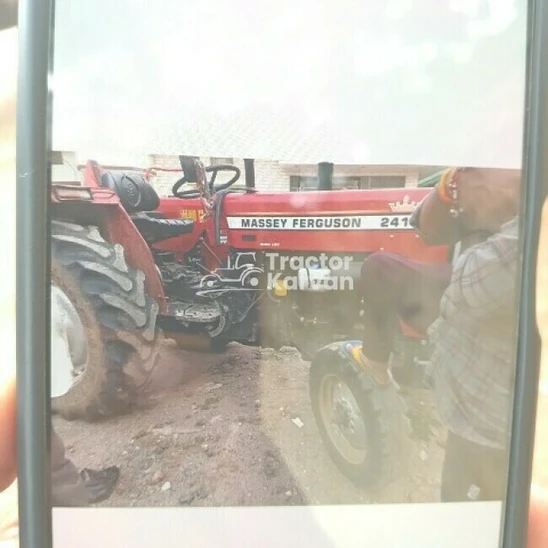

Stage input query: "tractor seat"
[
  {"left": 100, "top": 170, "right": 195, "bottom": 244},
  {"left": 101, "top": 170, "right": 162, "bottom": 213},
  {"left": 132, "top": 215, "right": 195, "bottom": 245}
]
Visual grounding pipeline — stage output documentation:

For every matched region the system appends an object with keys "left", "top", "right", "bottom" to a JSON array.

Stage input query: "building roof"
[{"left": 418, "top": 170, "right": 445, "bottom": 188}]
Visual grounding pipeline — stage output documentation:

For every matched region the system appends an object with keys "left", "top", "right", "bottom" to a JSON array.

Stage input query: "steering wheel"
[{"left": 172, "top": 164, "right": 241, "bottom": 199}]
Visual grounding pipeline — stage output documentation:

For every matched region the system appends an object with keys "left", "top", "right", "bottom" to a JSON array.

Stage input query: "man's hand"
[
  {"left": 0, "top": 375, "right": 18, "bottom": 547},
  {"left": 529, "top": 197, "right": 548, "bottom": 548},
  {"left": 0, "top": 22, "right": 18, "bottom": 548},
  {"left": 0, "top": 377, "right": 16, "bottom": 492}
]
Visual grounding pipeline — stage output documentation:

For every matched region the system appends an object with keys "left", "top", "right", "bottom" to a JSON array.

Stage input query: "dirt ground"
[{"left": 53, "top": 342, "right": 447, "bottom": 508}]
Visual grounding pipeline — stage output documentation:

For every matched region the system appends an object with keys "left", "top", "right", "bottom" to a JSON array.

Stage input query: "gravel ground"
[{"left": 53, "top": 342, "right": 447, "bottom": 508}]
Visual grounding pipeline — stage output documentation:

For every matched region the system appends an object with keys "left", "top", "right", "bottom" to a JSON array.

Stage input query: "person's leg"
[
  {"left": 50, "top": 428, "right": 89, "bottom": 507},
  {"left": 51, "top": 428, "right": 121, "bottom": 506},
  {"left": 477, "top": 445, "right": 508, "bottom": 501},
  {"left": 441, "top": 431, "right": 507, "bottom": 502},
  {"left": 440, "top": 431, "right": 480, "bottom": 502},
  {"left": 353, "top": 252, "right": 451, "bottom": 383}
]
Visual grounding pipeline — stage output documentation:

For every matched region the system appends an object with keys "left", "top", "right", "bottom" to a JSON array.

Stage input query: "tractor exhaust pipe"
[
  {"left": 244, "top": 158, "right": 255, "bottom": 189},
  {"left": 318, "top": 162, "right": 333, "bottom": 191}
]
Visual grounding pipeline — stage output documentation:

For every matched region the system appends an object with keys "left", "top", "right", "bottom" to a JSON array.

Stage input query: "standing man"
[
  {"left": 421, "top": 167, "right": 521, "bottom": 501},
  {"left": 349, "top": 166, "right": 521, "bottom": 501}
]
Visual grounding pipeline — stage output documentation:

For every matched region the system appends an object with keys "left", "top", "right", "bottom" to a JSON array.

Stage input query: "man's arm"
[{"left": 447, "top": 218, "right": 519, "bottom": 317}]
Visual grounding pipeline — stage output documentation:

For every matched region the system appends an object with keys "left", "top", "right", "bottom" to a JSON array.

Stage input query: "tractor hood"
[{"left": 217, "top": 187, "right": 443, "bottom": 258}]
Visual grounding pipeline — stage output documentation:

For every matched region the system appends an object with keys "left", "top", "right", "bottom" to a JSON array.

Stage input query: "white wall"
[
  {"left": 147, "top": 154, "right": 289, "bottom": 195},
  {"left": 53, "top": 151, "right": 428, "bottom": 193},
  {"left": 146, "top": 154, "right": 422, "bottom": 195},
  {"left": 51, "top": 151, "right": 81, "bottom": 184}
]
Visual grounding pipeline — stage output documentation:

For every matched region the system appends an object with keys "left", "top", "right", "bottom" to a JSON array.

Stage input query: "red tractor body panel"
[
  {"left": 153, "top": 184, "right": 448, "bottom": 342},
  {"left": 155, "top": 187, "right": 448, "bottom": 263},
  {"left": 152, "top": 198, "right": 212, "bottom": 262}
]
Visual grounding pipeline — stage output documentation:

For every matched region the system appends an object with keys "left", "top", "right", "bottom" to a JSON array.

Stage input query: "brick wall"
[
  {"left": 147, "top": 154, "right": 290, "bottom": 195},
  {"left": 282, "top": 163, "right": 422, "bottom": 190},
  {"left": 251, "top": 159, "right": 289, "bottom": 192},
  {"left": 147, "top": 154, "right": 187, "bottom": 196},
  {"left": 145, "top": 154, "right": 423, "bottom": 195},
  {"left": 51, "top": 151, "right": 81, "bottom": 184},
  {"left": 404, "top": 173, "right": 420, "bottom": 187},
  {"left": 56, "top": 150, "right": 437, "bottom": 194}
]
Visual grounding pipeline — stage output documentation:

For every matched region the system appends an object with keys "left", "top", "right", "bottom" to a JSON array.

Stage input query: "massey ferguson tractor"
[{"left": 50, "top": 155, "right": 449, "bottom": 486}]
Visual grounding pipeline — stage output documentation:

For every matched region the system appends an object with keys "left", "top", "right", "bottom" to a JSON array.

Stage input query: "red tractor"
[{"left": 50, "top": 157, "right": 449, "bottom": 435}]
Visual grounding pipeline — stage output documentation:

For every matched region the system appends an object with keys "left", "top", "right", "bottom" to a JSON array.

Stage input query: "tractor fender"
[
  {"left": 101, "top": 205, "right": 167, "bottom": 313},
  {"left": 51, "top": 194, "right": 167, "bottom": 314}
]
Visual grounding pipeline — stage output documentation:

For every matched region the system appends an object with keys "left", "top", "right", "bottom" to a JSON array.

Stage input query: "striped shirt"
[{"left": 428, "top": 216, "right": 520, "bottom": 450}]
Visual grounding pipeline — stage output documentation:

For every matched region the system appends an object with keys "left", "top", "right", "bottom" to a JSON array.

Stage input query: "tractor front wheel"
[{"left": 309, "top": 342, "right": 410, "bottom": 488}]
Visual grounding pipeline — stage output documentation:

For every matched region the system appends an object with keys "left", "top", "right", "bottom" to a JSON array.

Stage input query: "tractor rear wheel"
[
  {"left": 309, "top": 342, "right": 411, "bottom": 488},
  {"left": 50, "top": 221, "right": 162, "bottom": 421}
]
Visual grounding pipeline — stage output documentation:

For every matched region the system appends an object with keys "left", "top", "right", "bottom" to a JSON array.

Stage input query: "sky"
[{"left": 50, "top": 0, "right": 528, "bottom": 168}]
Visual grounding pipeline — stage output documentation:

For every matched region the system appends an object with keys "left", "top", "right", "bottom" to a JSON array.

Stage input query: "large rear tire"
[
  {"left": 309, "top": 342, "right": 411, "bottom": 488},
  {"left": 50, "top": 221, "right": 163, "bottom": 421}
]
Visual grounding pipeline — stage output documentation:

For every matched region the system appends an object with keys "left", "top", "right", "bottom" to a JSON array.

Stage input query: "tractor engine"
[
  {"left": 259, "top": 253, "right": 363, "bottom": 359},
  {"left": 150, "top": 245, "right": 261, "bottom": 348}
]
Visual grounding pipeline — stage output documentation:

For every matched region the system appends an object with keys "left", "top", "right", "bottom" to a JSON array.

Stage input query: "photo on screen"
[{"left": 47, "top": 1, "right": 528, "bottom": 546}]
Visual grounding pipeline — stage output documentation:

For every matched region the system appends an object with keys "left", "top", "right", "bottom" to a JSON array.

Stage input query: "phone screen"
[{"left": 23, "top": 0, "right": 540, "bottom": 546}]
